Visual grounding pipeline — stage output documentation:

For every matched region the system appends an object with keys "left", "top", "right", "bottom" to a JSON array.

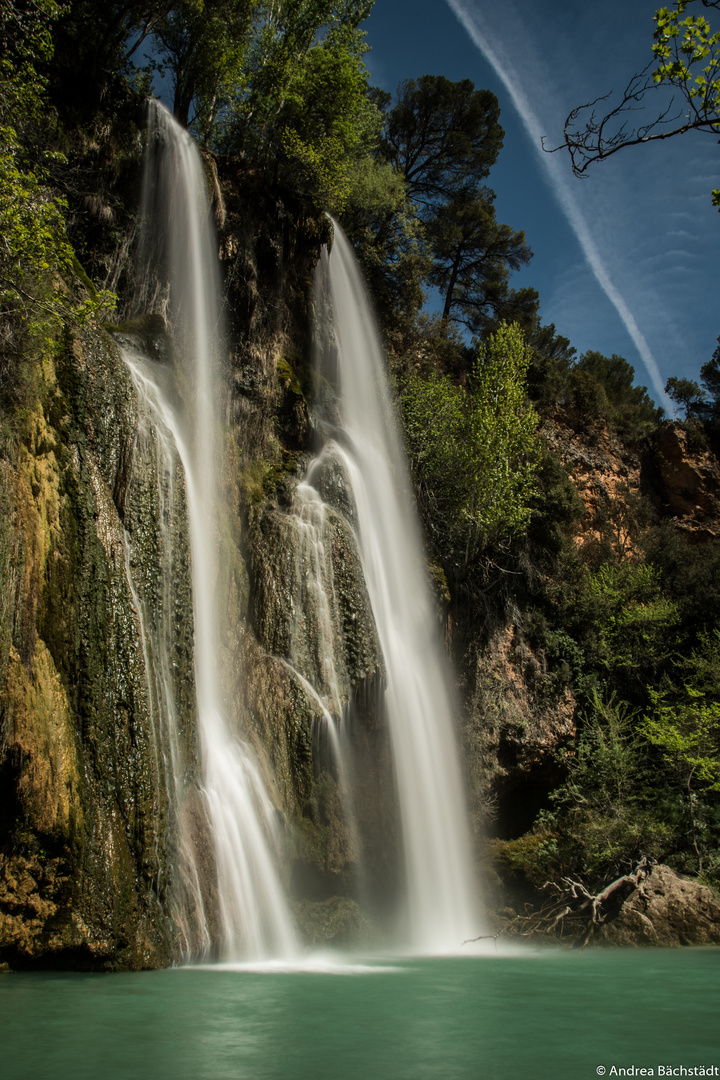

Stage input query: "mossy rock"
[{"left": 292, "top": 896, "right": 373, "bottom": 948}]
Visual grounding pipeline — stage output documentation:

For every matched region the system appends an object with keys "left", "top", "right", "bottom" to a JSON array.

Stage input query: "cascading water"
[
  {"left": 312, "top": 221, "right": 480, "bottom": 952},
  {"left": 279, "top": 481, "right": 366, "bottom": 884},
  {"left": 117, "top": 372, "right": 210, "bottom": 954},
  {"left": 125, "top": 100, "right": 297, "bottom": 960}
]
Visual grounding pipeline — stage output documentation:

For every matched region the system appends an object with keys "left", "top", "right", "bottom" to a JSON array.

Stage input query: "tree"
[
  {"left": 268, "top": 39, "right": 382, "bottom": 211},
  {"left": 380, "top": 75, "right": 503, "bottom": 206},
  {"left": 641, "top": 631, "right": 720, "bottom": 873},
  {"left": 376, "top": 75, "right": 534, "bottom": 336},
  {"left": 525, "top": 321, "right": 577, "bottom": 411},
  {"left": 554, "top": 0, "right": 720, "bottom": 208},
  {"left": 341, "top": 158, "right": 429, "bottom": 334},
  {"left": 568, "top": 350, "right": 663, "bottom": 440},
  {"left": 217, "top": 0, "right": 381, "bottom": 211},
  {"left": 665, "top": 375, "right": 707, "bottom": 418},
  {"left": 399, "top": 321, "right": 540, "bottom": 570},
  {"left": 151, "top": 0, "right": 257, "bottom": 135},
  {"left": 696, "top": 336, "right": 720, "bottom": 426},
  {"left": 0, "top": 0, "right": 107, "bottom": 402},
  {"left": 425, "top": 188, "right": 536, "bottom": 334},
  {"left": 582, "top": 563, "right": 679, "bottom": 688},
  {"left": 50, "top": 1, "right": 172, "bottom": 116}
]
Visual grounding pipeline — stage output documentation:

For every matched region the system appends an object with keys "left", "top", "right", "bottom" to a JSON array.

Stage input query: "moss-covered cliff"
[{"left": 0, "top": 320, "right": 195, "bottom": 968}]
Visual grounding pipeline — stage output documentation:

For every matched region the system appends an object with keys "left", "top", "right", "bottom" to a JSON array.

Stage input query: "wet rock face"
[
  {"left": 248, "top": 490, "right": 382, "bottom": 706},
  {"left": 244, "top": 461, "right": 394, "bottom": 904},
  {"left": 598, "top": 865, "right": 720, "bottom": 947},
  {"left": 0, "top": 324, "right": 198, "bottom": 970},
  {"left": 216, "top": 166, "right": 332, "bottom": 470},
  {"left": 292, "top": 895, "right": 373, "bottom": 948}
]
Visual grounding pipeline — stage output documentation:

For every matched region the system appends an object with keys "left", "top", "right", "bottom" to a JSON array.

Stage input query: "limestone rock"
[
  {"left": 467, "top": 624, "right": 576, "bottom": 838},
  {"left": 655, "top": 422, "right": 720, "bottom": 537},
  {"left": 599, "top": 864, "right": 720, "bottom": 947}
]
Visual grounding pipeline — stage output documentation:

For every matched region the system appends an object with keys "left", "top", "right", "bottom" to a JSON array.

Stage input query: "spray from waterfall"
[
  {"left": 313, "top": 221, "right": 480, "bottom": 952},
  {"left": 128, "top": 100, "right": 297, "bottom": 960}
]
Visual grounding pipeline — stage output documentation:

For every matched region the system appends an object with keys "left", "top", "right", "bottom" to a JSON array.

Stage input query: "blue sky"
[{"left": 363, "top": 0, "right": 720, "bottom": 411}]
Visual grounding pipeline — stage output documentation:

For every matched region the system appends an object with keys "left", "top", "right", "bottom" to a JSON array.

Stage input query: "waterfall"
[
  {"left": 313, "top": 221, "right": 479, "bottom": 952},
  {"left": 118, "top": 375, "right": 210, "bottom": 955},
  {"left": 126, "top": 100, "right": 297, "bottom": 960}
]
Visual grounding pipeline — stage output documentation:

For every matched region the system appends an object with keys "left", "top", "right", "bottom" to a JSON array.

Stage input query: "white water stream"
[
  {"left": 126, "top": 100, "right": 297, "bottom": 960},
  {"left": 313, "top": 223, "right": 480, "bottom": 951}
]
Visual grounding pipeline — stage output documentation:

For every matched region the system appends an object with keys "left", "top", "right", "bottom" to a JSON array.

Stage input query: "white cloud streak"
[{"left": 445, "top": 0, "right": 672, "bottom": 410}]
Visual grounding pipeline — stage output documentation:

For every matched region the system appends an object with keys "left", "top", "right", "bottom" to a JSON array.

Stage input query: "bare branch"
[
  {"left": 470, "top": 858, "right": 655, "bottom": 948},
  {"left": 545, "top": 57, "right": 720, "bottom": 176}
]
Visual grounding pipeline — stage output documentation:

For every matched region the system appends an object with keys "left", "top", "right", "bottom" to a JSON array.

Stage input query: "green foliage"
[
  {"left": 0, "top": 0, "right": 73, "bottom": 330},
  {"left": 693, "top": 336, "right": 720, "bottom": 429},
  {"left": 519, "top": 557, "right": 720, "bottom": 885},
  {"left": 0, "top": 0, "right": 112, "bottom": 407},
  {"left": 214, "top": 0, "right": 379, "bottom": 212},
  {"left": 568, "top": 350, "right": 663, "bottom": 441},
  {"left": 653, "top": 0, "right": 720, "bottom": 204},
  {"left": 0, "top": 132, "right": 73, "bottom": 319},
  {"left": 490, "top": 830, "right": 565, "bottom": 889},
  {"left": 526, "top": 447, "right": 585, "bottom": 560},
  {"left": 643, "top": 689, "right": 720, "bottom": 792},
  {"left": 373, "top": 75, "right": 534, "bottom": 337},
  {"left": 274, "top": 41, "right": 382, "bottom": 212},
  {"left": 563, "top": 692, "right": 640, "bottom": 817},
  {"left": 665, "top": 375, "right": 707, "bottom": 418},
  {"left": 562, "top": 2, "right": 720, "bottom": 208},
  {"left": 700, "top": 335, "right": 720, "bottom": 400},
  {"left": 341, "top": 161, "right": 429, "bottom": 337},
  {"left": 1, "top": 0, "right": 60, "bottom": 122},
  {"left": 583, "top": 562, "right": 679, "bottom": 682},
  {"left": 526, "top": 322, "right": 576, "bottom": 412},
  {"left": 498, "top": 692, "right": 676, "bottom": 887},
  {"left": 639, "top": 631, "right": 720, "bottom": 877},
  {"left": 399, "top": 365, "right": 466, "bottom": 543},
  {"left": 400, "top": 322, "right": 540, "bottom": 566},
  {"left": 380, "top": 75, "right": 503, "bottom": 205},
  {"left": 468, "top": 323, "right": 541, "bottom": 543},
  {"left": 642, "top": 522, "right": 720, "bottom": 636},
  {"left": 643, "top": 631, "right": 720, "bottom": 795},
  {"left": 545, "top": 691, "right": 676, "bottom": 877}
]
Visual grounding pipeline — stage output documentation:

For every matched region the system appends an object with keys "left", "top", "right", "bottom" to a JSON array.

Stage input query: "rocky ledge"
[{"left": 597, "top": 864, "right": 720, "bottom": 948}]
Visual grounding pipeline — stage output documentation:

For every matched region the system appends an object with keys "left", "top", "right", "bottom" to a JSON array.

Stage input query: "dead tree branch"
[{"left": 472, "top": 857, "right": 655, "bottom": 948}]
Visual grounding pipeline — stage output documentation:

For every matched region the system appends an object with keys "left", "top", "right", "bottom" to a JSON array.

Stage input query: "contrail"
[{"left": 445, "top": 0, "right": 671, "bottom": 410}]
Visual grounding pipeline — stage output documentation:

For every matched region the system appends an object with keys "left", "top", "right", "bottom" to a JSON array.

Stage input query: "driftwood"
[{"left": 466, "top": 857, "right": 654, "bottom": 949}]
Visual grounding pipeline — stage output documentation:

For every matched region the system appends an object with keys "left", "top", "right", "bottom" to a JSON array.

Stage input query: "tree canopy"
[
  {"left": 426, "top": 188, "right": 536, "bottom": 335},
  {"left": 380, "top": 75, "right": 503, "bottom": 206},
  {"left": 151, "top": 0, "right": 257, "bottom": 135}
]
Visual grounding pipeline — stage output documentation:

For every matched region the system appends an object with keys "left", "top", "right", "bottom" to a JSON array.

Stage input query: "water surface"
[{"left": 2, "top": 949, "right": 718, "bottom": 1080}]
